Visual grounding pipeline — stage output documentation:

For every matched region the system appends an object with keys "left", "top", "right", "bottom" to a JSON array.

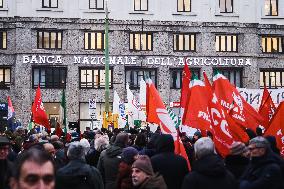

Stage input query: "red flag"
[
  {"left": 180, "top": 59, "right": 191, "bottom": 124},
  {"left": 264, "top": 102, "right": 284, "bottom": 157},
  {"left": 204, "top": 72, "right": 249, "bottom": 156},
  {"left": 183, "top": 76, "right": 211, "bottom": 132},
  {"left": 259, "top": 87, "right": 276, "bottom": 130},
  {"left": 55, "top": 122, "right": 63, "bottom": 137},
  {"left": 146, "top": 79, "right": 191, "bottom": 170},
  {"left": 213, "top": 72, "right": 264, "bottom": 131},
  {"left": 32, "top": 86, "right": 51, "bottom": 131}
]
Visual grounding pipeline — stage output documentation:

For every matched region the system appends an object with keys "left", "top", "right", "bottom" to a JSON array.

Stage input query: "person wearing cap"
[
  {"left": 181, "top": 137, "right": 238, "bottom": 189},
  {"left": 240, "top": 136, "right": 284, "bottom": 189},
  {"left": 132, "top": 155, "right": 167, "bottom": 189},
  {"left": 0, "top": 135, "right": 13, "bottom": 189},
  {"left": 116, "top": 147, "right": 138, "bottom": 189},
  {"left": 224, "top": 141, "right": 249, "bottom": 179},
  {"left": 193, "top": 131, "right": 202, "bottom": 143}
]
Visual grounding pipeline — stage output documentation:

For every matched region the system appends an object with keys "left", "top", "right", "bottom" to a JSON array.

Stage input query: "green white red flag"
[
  {"left": 146, "top": 79, "right": 191, "bottom": 170},
  {"left": 182, "top": 75, "right": 211, "bottom": 132}
]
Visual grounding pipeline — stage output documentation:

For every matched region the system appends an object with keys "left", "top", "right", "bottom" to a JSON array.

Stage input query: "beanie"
[
  {"left": 0, "top": 136, "right": 10, "bottom": 146},
  {"left": 132, "top": 155, "right": 154, "bottom": 176},
  {"left": 230, "top": 142, "right": 246, "bottom": 155},
  {"left": 122, "top": 147, "right": 138, "bottom": 164},
  {"left": 194, "top": 131, "right": 202, "bottom": 139}
]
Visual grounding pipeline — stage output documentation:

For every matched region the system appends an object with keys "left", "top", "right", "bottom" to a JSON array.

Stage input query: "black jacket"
[
  {"left": 97, "top": 144, "right": 124, "bottom": 189},
  {"left": 151, "top": 134, "right": 188, "bottom": 189},
  {"left": 181, "top": 154, "right": 238, "bottom": 189},
  {"left": 56, "top": 159, "right": 104, "bottom": 189},
  {"left": 225, "top": 155, "right": 249, "bottom": 179},
  {"left": 0, "top": 159, "right": 13, "bottom": 189},
  {"left": 240, "top": 151, "right": 284, "bottom": 189}
]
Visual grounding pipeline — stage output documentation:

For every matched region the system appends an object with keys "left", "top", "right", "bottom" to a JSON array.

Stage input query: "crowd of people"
[{"left": 0, "top": 126, "right": 284, "bottom": 189}]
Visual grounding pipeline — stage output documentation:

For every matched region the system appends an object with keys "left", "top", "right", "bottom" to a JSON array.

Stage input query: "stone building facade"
[{"left": 0, "top": 0, "right": 283, "bottom": 130}]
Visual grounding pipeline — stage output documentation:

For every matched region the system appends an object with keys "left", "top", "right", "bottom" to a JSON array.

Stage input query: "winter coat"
[
  {"left": 151, "top": 134, "right": 188, "bottom": 189},
  {"left": 224, "top": 155, "right": 249, "bottom": 179},
  {"left": 240, "top": 151, "right": 284, "bottom": 189},
  {"left": 136, "top": 173, "right": 167, "bottom": 189},
  {"left": 116, "top": 161, "right": 134, "bottom": 189},
  {"left": 0, "top": 159, "right": 13, "bottom": 189},
  {"left": 97, "top": 144, "right": 124, "bottom": 189},
  {"left": 56, "top": 159, "right": 104, "bottom": 189},
  {"left": 181, "top": 154, "right": 238, "bottom": 189},
  {"left": 86, "top": 148, "right": 101, "bottom": 167}
]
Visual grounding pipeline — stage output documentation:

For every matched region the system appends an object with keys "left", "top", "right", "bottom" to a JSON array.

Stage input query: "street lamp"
[{"left": 104, "top": 0, "right": 110, "bottom": 113}]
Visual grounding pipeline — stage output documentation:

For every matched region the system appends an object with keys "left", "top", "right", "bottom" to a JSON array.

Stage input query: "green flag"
[{"left": 59, "top": 90, "right": 67, "bottom": 133}]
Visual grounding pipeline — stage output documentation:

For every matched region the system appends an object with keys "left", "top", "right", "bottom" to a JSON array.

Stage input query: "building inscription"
[{"left": 22, "top": 55, "right": 252, "bottom": 66}]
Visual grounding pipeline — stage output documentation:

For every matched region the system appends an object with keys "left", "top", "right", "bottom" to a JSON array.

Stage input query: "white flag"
[
  {"left": 139, "top": 78, "right": 147, "bottom": 111},
  {"left": 113, "top": 91, "right": 127, "bottom": 128},
  {"left": 89, "top": 99, "right": 97, "bottom": 119},
  {"left": 113, "top": 91, "right": 120, "bottom": 115}
]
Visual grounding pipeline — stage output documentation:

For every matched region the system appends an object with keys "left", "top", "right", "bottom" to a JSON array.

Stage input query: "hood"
[
  {"left": 155, "top": 134, "right": 174, "bottom": 153},
  {"left": 141, "top": 173, "right": 167, "bottom": 189},
  {"left": 193, "top": 154, "right": 226, "bottom": 177},
  {"left": 105, "top": 144, "right": 123, "bottom": 157}
]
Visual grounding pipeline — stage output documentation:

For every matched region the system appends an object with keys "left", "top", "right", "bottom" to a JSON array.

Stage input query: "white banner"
[
  {"left": 88, "top": 99, "right": 97, "bottom": 119},
  {"left": 238, "top": 88, "right": 284, "bottom": 109}
]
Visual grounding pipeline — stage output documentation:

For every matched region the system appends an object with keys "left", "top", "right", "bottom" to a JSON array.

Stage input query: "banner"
[
  {"left": 89, "top": 99, "right": 97, "bottom": 119},
  {"left": 238, "top": 88, "right": 284, "bottom": 109}
]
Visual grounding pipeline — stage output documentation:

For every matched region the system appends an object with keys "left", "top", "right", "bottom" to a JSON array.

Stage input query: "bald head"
[{"left": 43, "top": 143, "right": 55, "bottom": 157}]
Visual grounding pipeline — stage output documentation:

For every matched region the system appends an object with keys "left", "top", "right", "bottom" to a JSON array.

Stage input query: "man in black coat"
[
  {"left": 225, "top": 141, "right": 249, "bottom": 179},
  {"left": 56, "top": 141, "right": 104, "bottom": 189},
  {"left": 97, "top": 132, "right": 129, "bottom": 189},
  {"left": 240, "top": 136, "right": 284, "bottom": 189},
  {"left": 181, "top": 137, "right": 238, "bottom": 189},
  {"left": 151, "top": 134, "right": 189, "bottom": 189}
]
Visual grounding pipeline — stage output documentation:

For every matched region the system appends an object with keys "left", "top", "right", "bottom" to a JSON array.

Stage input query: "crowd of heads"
[{"left": 0, "top": 124, "right": 283, "bottom": 189}]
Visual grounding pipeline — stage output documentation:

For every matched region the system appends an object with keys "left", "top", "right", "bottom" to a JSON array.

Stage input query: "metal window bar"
[
  {"left": 0, "top": 32, "right": 3, "bottom": 49},
  {"left": 0, "top": 68, "right": 10, "bottom": 89},
  {"left": 42, "top": 0, "right": 58, "bottom": 8},
  {"left": 176, "top": 35, "right": 179, "bottom": 51}
]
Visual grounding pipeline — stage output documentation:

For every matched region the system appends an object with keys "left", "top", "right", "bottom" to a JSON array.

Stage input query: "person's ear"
[
  {"left": 260, "top": 148, "right": 266, "bottom": 155},
  {"left": 9, "top": 177, "right": 18, "bottom": 189}
]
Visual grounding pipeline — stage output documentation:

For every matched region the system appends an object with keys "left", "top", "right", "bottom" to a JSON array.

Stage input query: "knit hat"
[
  {"left": 194, "top": 131, "right": 202, "bottom": 139},
  {"left": 0, "top": 136, "right": 10, "bottom": 146},
  {"left": 132, "top": 155, "right": 154, "bottom": 176},
  {"left": 122, "top": 147, "right": 138, "bottom": 164},
  {"left": 230, "top": 141, "right": 246, "bottom": 155}
]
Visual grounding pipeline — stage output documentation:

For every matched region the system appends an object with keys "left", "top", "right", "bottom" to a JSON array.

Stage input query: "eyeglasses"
[{"left": 24, "top": 174, "right": 55, "bottom": 185}]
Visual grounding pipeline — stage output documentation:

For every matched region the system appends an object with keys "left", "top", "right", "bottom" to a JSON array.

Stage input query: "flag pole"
[{"left": 104, "top": 0, "right": 110, "bottom": 114}]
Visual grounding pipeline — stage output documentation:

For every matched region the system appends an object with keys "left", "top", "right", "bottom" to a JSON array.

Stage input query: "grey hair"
[
  {"left": 194, "top": 137, "right": 215, "bottom": 159},
  {"left": 67, "top": 141, "right": 85, "bottom": 160},
  {"left": 249, "top": 136, "right": 270, "bottom": 150},
  {"left": 95, "top": 136, "right": 109, "bottom": 151}
]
